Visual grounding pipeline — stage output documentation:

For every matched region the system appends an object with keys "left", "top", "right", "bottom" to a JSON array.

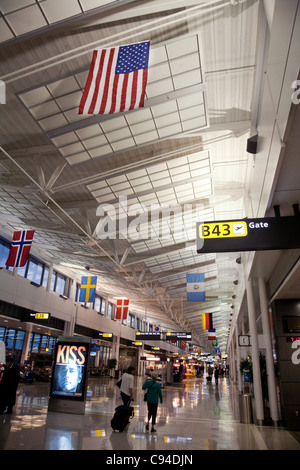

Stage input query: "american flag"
[
  {"left": 79, "top": 41, "right": 150, "bottom": 115},
  {"left": 115, "top": 299, "right": 129, "bottom": 320},
  {"left": 5, "top": 230, "right": 35, "bottom": 268}
]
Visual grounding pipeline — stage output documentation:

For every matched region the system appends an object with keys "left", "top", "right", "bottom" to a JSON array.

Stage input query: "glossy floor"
[{"left": 1, "top": 375, "right": 300, "bottom": 451}]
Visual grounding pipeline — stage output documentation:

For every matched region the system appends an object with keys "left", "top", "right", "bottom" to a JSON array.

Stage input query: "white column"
[
  {"left": 258, "top": 277, "right": 279, "bottom": 423},
  {"left": 246, "top": 278, "right": 264, "bottom": 424},
  {"left": 235, "top": 326, "right": 243, "bottom": 393},
  {"left": 46, "top": 263, "right": 53, "bottom": 292}
]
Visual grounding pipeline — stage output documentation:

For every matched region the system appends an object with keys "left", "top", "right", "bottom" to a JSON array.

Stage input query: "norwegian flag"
[
  {"left": 5, "top": 230, "right": 35, "bottom": 268},
  {"left": 116, "top": 299, "right": 129, "bottom": 320}
]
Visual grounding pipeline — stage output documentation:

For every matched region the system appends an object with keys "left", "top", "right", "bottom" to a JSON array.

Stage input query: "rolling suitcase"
[{"left": 111, "top": 404, "right": 134, "bottom": 432}]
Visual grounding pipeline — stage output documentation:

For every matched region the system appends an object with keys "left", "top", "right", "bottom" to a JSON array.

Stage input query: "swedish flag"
[{"left": 79, "top": 276, "right": 97, "bottom": 303}]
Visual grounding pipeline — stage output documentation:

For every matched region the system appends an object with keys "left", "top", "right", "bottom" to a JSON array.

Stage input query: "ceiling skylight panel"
[
  {"left": 130, "top": 119, "right": 156, "bottom": 135},
  {"left": 0, "top": 18, "right": 14, "bottom": 42},
  {"left": 79, "top": 0, "right": 117, "bottom": 11},
  {"left": 19, "top": 87, "right": 52, "bottom": 107},
  {"left": 41, "top": 0, "right": 82, "bottom": 24},
  {"left": 30, "top": 100, "right": 61, "bottom": 120},
  {"left": 146, "top": 78, "right": 174, "bottom": 98},
  {"left": 55, "top": 91, "right": 82, "bottom": 111},
  {"left": 155, "top": 112, "right": 179, "bottom": 128},
  {"left": 47, "top": 76, "right": 80, "bottom": 98},
  {"left": 60, "top": 141, "right": 85, "bottom": 157},
  {"left": 89, "top": 145, "right": 111, "bottom": 159},
  {"left": 5, "top": 5, "right": 47, "bottom": 35},
  {"left": 82, "top": 134, "right": 108, "bottom": 150},
  {"left": 179, "top": 103, "right": 205, "bottom": 121},
  {"left": 111, "top": 138, "right": 136, "bottom": 152},
  {"left": 39, "top": 113, "right": 68, "bottom": 131},
  {"left": 147, "top": 62, "right": 171, "bottom": 83},
  {"left": 158, "top": 123, "right": 182, "bottom": 139},
  {"left": 182, "top": 115, "right": 207, "bottom": 131},
  {"left": 134, "top": 131, "right": 159, "bottom": 145},
  {"left": 66, "top": 153, "right": 91, "bottom": 165}
]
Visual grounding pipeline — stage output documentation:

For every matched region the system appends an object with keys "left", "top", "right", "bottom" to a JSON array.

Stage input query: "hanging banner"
[{"left": 197, "top": 216, "right": 300, "bottom": 253}]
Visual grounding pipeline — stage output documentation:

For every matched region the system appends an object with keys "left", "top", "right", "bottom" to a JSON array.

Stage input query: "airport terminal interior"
[{"left": 0, "top": 0, "right": 300, "bottom": 453}]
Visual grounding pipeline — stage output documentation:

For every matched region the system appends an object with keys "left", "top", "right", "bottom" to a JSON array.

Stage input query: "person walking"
[
  {"left": 214, "top": 366, "right": 219, "bottom": 385},
  {"left": 119, "top": 366, "right": 135, "bottom": 406},
  {"left": 142, "top": 373, "right": 163, "bottom": 432},
  {"left": 0, "top": 358, "right": 20, "bottom": 414}
]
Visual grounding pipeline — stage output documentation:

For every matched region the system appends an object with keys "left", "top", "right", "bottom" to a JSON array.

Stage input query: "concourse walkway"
[{"left": 1, "top": 374, "right": 300, "bottom": 451}]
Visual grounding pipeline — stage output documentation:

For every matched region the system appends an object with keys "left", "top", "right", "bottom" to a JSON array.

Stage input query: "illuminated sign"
[
  {"left": 197, "top": 216, "right": 300, "bottom": 253},
  {"left": 166, "top": 332, "right": 192, "bottom": 341},
  {"left": 198, "top": 221, "right": 248, "bottom": 239},
  {"left": 50, "top": 339, "right": 90, "bottom": 401},
  {"left": 22, "top": 311, "right": 51, "bottom": 325},
  {"left": 136, "top": 332, "right": 161, "bottom": 341},
  {"left": 98, "top": 332, "right": 113, "bottom": 338}
]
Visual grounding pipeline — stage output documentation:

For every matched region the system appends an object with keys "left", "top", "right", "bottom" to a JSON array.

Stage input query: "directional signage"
[
  {"left": 166, "top": 332, "right": 192, "bottom": 341},
  {"left": 197, "top": 216, "right": 300, "bottom": 253},
  {"left": 136, "top": 332, "right": 161, "bottom": 341},
  {"left": 22, "top": 311, "right": 51, "bottom": 325}
]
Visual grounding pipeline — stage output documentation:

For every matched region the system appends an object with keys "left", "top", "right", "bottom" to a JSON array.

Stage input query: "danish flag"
[
  {"left": 116, "top": 299, "right": 129, "bottom": 320},
  {"left": 5, "top": 230, "right": 35, "bottom": 268}
]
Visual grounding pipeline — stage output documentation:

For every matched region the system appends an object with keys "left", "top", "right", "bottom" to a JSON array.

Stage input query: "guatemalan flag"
[
  {"left": 79, "top": 41, "right": 150, "bottom": 115},
  {"left": 5, "top": 230, "right": 35, "bottom": 268},
  {"left": 186, "top": 273, "right": 205, "bottom": 301}
]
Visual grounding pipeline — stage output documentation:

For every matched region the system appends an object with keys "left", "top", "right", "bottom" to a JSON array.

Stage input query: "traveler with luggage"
[{"left": 119, "top": 366, "right": 135, "bottom": 406}]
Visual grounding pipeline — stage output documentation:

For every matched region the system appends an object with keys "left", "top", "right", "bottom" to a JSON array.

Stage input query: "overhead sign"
[
  {"left": 22, "top": 311, "right": 51, "bottom": 325},
  {"left": 98, "top": 332, "right": 113, "bottom": 338},
  {"left": 136, "top": 332, "right": 161, "bottom": 341},
  {"left": 197, "top": 216, "right": 300, "bottom": 253},
  {"left": 166, "top": 332, "right": 192, "bottom": 341}
]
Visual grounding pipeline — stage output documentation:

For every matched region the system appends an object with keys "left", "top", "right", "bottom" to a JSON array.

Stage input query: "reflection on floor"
[{"left": 1, "top": 375, "right": 300, "bottom": 451}]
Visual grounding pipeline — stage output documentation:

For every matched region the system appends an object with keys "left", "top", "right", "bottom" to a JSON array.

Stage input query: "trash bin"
[{"left": 239, "top": 394, "right": 253, "bottom": 424}]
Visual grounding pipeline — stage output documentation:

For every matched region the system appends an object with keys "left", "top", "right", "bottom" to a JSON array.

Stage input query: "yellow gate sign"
[{"left": 198, "top": 221, "right": 248, "bottom": 239}]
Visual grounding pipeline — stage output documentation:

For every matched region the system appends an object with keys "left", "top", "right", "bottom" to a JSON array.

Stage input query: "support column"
[
  {"left": 235, "top": 326, "right": 243, "bottom": 394},
  {"left": 246, "top": 278, "right": 264, "bottom": 425},
  {"left": 46, "top": 263, "right": 53, "bottom": 292},
  {"left": 258, "top": 277, "right": 279, "bottom": 424},
  {"left": 112, "top": 330, "right": 120, "bottom": 377},
  {"left": 20, "top": 326, "right": 32, "bottom": 364}
]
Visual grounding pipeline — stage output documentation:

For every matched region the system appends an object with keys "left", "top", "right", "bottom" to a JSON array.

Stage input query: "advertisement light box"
[{"left": 50, "top": 337, "right": 90, "bottom": 402}]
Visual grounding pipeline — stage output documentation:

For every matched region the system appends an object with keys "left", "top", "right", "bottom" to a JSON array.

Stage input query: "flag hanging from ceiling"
[
  {"left": 79, "top": 41, "right": 150, "bottom": 115},
  {"left": 208, "top": 328, "right": 216, "bottom": 340},
  {"left": 116, "top": 299, "right": 129, "bottom": 320},
  {"left": 186, "top": 273, "right": 205, "bottom": 301},
  {"left": 79, "top": 276, "right": 97, "bottom": 303},
  {"left": 5, "top": 230, "right": 35, "bottom": 268},
  {"left": 202, "top": 312, "right": 213, "bottom": 330}
]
